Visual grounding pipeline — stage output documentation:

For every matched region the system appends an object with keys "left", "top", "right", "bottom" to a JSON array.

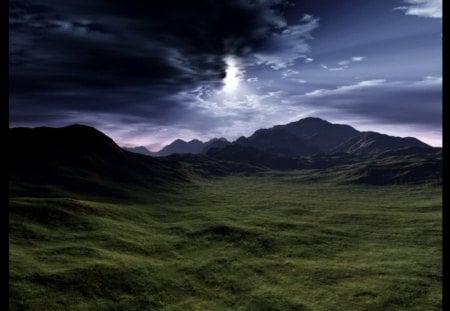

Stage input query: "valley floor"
[{"left": 10, "top": 171, "right": 442, "bottom": 310}]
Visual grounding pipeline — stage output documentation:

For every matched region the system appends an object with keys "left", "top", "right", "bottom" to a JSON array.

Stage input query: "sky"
[{"left": 9, "top": 0, "right": 442, "bottom": 150}]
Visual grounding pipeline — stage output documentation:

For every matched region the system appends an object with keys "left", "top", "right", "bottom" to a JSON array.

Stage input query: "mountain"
[
  {"left": 233, "top": 117, "right": 360, "bottom": 157},
  {"left": 232, "top": 117, "right": 430, "bottom": 157},
  {"left": 374, "top": 146, "right": 442, "bottom": 158},
  {"left": 333, "top": 131, "right": 430, "bottom": 155},
  {"left": 153, "top": 137, "right": 230, "bottom": 156},
  {"left": 201, "top": 138, "right": 230, "bottom": 154},
  {"left": 142, "top": 117, "right": 430, "bottom": 159},
  {"left": 154, "top": 139, "right": 205, "bottom": 156},
  {"left": 278, "top": 117, "right": 361, "bottom": 152},
  {"left": 235, "top": 127, "right": 319, "bottom": 157},
  {"left": 339, "top": 147, "right": 442, "bottom": 185},
  {"left": 9, "top": 124, "right": 190, "bottom": 198},
  {"left": 123, "top": 146, "right": 152, "bottom": 156}
]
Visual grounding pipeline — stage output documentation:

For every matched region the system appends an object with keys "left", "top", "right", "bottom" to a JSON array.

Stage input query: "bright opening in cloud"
[{"left": 223, "top": 56, "right": 242, "bottom": 93}]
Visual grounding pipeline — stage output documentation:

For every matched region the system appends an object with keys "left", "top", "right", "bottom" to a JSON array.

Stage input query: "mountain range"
[
  {"left": 125, "top": 137, "right": 230, "bottom": 156},
  {"left": 9, "top": 118, "right": 441, "bottom": 195},
  {"left": 126, "top": 117, "right": 430, "bottom": 157}
]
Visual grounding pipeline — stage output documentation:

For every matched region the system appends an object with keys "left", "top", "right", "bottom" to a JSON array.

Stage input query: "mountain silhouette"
[
  {"left": 201, "top": 138, "right": 230, "bottom": 154},
  {"left": 153, "top": 117, "right": 430, "bottom": 158},
  {"left": 156, "top": 139, "right": 204, "bottom": 156},
  {"left": 233, "top": 117, "right": 430, "bottom": 157},
  {"left": 9, "top": 124, "right": 189, "bottom": 198},
  {"left": 332, "top": 131, "right": 430, "bottom": 155},
  {"left": 9, "top": 119, "right": 439, "bottom": 192},
  {"left": 123, "top": 146, "right": 152, "bottom": 156},
  {"left": 276, "top": 117, "right": 361, "bottom": 152},
  {"left": 235, "top": 127, "right": 319, "bottom": 157},
  {"left": 151, "top": 137, "right": 230, "bottom": 156}
]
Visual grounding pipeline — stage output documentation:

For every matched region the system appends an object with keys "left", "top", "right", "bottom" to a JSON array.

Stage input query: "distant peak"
[
  {"left": 172, "top": 139, "right": 187, "bottom": 144},
  {"left": 282, "top": 117, "right": 333, "bottom": 128},
  {"left": 63, "top": 124, "right": 96, "bottom": 130},
  {"left": 188, "top": 139, "right": 203, "bottom": 144},
  {"left": 301, "top": 117, "right": 325, "bottom": 121},
  {"left": 297, "top": 117, "right": 328, "bottom": 123}
]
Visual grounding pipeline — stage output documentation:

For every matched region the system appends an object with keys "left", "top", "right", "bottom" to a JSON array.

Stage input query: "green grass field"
[{"left": 10, "top": 171, "right": 442, "bottom": 310}]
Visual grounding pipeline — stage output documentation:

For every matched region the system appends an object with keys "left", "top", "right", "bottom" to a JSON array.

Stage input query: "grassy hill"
[{"left": 10, "top": 172, "right": 441, "bottom": 310}]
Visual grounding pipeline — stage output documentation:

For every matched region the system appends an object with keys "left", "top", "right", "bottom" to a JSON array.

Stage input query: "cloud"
[
  {"left": 281, "top": 69, "right": 299, "bottom": 78},
  {"left": 320, "top": 64, "right": 346, "bottom": 71},
  {"left": 351, "top": 56, "right": 365, "bottom": 62},
  {"left": 325, "top": 56, "right": 366, "bottom": 70},
  {"left": 394, "top": 0, "right": 442, "bottom": 18},
  {"left": 290, "top": 78, "right": 307, "bottom": 84},
  {"left": 251, "top": 14, "right": 319, "bottom": 70},
  {"left": 304, "top": 57, "right": 314, "bottom": 63},
  {"left": 305, "top": 79, "right": 386, "bottom": 96},
  {"left": 337, "top": 61, "right": 350, "bottom": 66},
  {"left": 422, "top": 76, "right": 442, "bottom": 83},
  {"left": 176, "top": 76, "right": 442, "bottom": 146},
  {"left": 10, "top": 0, "right": 291, "bottom": 93},
  {"left": 297, "top": 77, "right": 442, "bottom": 128},
  {"left": 10, "top": 0, "right": 310, "bottom": 129}
]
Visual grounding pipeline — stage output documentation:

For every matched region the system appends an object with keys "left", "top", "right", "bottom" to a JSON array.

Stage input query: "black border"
[
  {"left": 442, "top": 0, "right": 447, "bottom": 309},
  {"left": 4, "top": 0, "right": 10, "bottom": 309}
]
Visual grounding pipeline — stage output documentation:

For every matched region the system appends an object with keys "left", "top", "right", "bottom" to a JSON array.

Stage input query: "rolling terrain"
[{"left": 9, "top": 121, "right": 442, "bottom": 310}]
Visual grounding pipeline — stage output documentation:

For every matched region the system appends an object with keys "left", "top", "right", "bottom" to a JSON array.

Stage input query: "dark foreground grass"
[{"left": 10, "top": 171, "right": 442, "bottom": 310}]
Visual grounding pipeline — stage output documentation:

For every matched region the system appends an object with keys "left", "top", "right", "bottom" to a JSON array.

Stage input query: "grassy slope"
[{"left": 10, "top": 171, "right": 442, "bottom": 310}]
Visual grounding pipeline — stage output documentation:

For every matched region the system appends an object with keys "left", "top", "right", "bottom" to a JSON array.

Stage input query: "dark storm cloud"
[
  {"left": 10, "top": 0, "right": 291, "bottom": 121},
  {"left": 10, "top": 0, "right": 288, "bottom": 91},
  {"left": 10, "top": 85, "right": 195, "bottom": 127}
]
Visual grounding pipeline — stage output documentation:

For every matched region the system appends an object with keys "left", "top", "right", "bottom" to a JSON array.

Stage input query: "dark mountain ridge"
[
  {"left": 148, "top": 137, "right": 230, "bottom": 156},
  {"left": 9, "top": 120, "right": 440, "bottom": 190},
  {"left": 274, "top": 117, "right": 361, "bottom": 152},
  {"left": 9, "top": 124, "right": 190, "bottom": 198},
  {"left": 233, "top": 117, "right": 430, "bottom": 157},
  {"left": 150, "top": 117, "right": 431, "bottom": 157},
  {"left": 123, "top": 146, "right": 152, "bottom": 156},
  {"left": 235, "top": 127, "right": 320, "bottom": 157},
  {"left": 333, "top": 131, "right": 430, "bottom": 155}
]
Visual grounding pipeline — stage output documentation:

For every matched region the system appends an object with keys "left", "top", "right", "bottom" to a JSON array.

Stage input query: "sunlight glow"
[{"left": 223, "top": 56, "right": 241, "bottom": 93}]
